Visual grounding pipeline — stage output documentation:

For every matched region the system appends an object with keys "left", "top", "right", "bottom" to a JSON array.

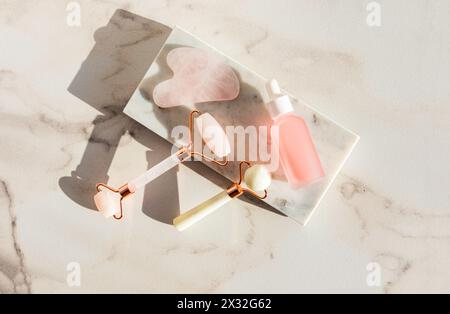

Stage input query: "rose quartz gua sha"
[{"left": 153, "top": 47, "right": 240, "bottom": 108}]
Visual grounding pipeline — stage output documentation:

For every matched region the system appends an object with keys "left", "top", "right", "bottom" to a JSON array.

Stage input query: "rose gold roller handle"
[
  {"left": 94, "top": 149, "right": 187, "bottom": 220},
  {"left": 127, "top": 149, "right": 188, "bottom": 192}
]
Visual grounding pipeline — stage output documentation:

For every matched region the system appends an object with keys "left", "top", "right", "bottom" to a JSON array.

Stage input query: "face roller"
[
  {"left": 173, "top": 162, "right": 271, "bottom": 231},
  {"left": 94, "top": 110, "right": 230, "bottom": 219}
]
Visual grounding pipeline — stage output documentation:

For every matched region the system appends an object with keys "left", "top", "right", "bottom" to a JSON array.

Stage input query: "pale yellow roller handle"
[{"left": 173, "top": 191, "right": 232, "bottom": 231}]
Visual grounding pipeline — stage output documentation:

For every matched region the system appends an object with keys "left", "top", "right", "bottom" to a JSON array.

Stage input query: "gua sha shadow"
[{"left": 153, "top": 47, "right": 240, "bottom": 108}]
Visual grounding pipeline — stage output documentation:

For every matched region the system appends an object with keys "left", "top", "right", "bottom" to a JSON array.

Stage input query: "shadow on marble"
[{"left": 60, "top": 9, "right": 180, "bottom": 223}]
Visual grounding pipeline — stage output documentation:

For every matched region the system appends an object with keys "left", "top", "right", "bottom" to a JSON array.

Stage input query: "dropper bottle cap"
[{"left": 266, "top": 79, "right": 294, "bottom": 119}]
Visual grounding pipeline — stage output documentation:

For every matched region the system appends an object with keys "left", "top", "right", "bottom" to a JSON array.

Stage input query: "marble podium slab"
[{"left": 124, "top": 26, "right": 359, "bottom": 225}]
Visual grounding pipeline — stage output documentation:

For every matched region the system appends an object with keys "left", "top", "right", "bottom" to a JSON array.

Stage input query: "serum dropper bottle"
[{"left": 266, "top": 79, "right": 324, "bottom": 188}]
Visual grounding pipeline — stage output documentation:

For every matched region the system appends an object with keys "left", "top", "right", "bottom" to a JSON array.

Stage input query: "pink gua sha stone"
[{"left": 153, "top": 47, "right": 240, "bottom": 108}]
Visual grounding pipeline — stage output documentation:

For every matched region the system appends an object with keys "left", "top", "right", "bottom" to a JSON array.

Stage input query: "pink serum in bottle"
[{"left": 266, "top": 79, "right": 324, "bottom": 189}]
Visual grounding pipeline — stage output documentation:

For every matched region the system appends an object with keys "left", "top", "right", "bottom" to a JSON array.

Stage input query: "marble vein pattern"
[{"left": 0, "top": 1, "right": 448, "bottom": 293}]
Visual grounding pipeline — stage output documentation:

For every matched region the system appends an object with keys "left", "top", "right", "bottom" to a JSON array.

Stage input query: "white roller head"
[
  {"left": 94, "top": 189, "right": 122, "bottom": 218},
  {"left": 244, "top": 165, "right": 271, "bottom": 191},
  {"left": 195, "top": 113, "right": 230, "bottom": 158}
]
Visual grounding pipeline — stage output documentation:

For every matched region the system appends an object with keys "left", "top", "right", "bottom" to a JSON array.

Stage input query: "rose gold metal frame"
[
  {"left": 186, "top": 110, "right": 229, "bottom": 166},
  {"left": 95, "top": 183, "right": 130, "bottom": 220}
]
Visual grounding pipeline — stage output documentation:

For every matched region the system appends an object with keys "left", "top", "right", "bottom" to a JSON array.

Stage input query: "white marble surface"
[{"left": 0, "top": 0, "right": 449, "bottom": 293}]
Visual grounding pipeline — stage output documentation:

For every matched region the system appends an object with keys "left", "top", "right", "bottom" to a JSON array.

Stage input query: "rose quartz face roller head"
[
  {"left": 153, "top": 47, "right": 240, "bottom": 108},
  {"left": 94, "top": 110, "right": 230, "bottom": 219},
  {"left": 173, "top": 162, "right": 271, "bottom": 231}
]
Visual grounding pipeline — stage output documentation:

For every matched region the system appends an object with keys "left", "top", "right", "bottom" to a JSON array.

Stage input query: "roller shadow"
[
  {"left": 60, "top": 9, "right": 285, "bottom": 224},
  {"left": 59, "top": 9, "right": 183, "bottom": 224}
]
